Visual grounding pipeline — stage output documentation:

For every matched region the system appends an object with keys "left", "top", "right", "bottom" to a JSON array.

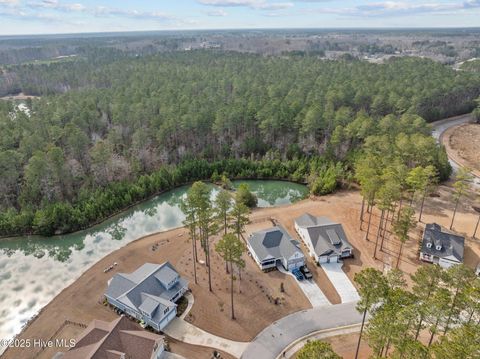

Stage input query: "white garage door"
[{"left": 329, "top": 255, "right": 339, "bottom": 263}]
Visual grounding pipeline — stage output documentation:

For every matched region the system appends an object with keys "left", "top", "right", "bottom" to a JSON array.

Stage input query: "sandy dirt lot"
[
  {"left": 4, "top": 187, "right": 480, "bottom": 359},
  {"left": 0, "top": 93, "right": 40, "bottom": 101},
  {"left": 443, "top": 123, "right": 480, "bottom": 176},
  {"left": 323, "top": 333, "right": 372, "bottom": 359}
]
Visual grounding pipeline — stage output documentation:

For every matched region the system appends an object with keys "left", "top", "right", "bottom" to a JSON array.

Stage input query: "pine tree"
[
  {"left": 353, "top": 268, "right": 389, "bottom": 359},
  {"left": 215, "top": 233, "right": 245, "bottom": 320}
]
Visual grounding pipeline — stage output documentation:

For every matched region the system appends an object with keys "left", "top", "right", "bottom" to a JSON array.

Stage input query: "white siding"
[
  {"left": 419, "top": 252, "right": 434, "bottom": 263},
  {"left": 295, "top": 224, "right": 317, "bottom": 261},
  {"left": 438, "top": 258, "right": 460, "bottom": 269},
  {"left": 151, "top": 343, "right": 165, "bottom": 359}
]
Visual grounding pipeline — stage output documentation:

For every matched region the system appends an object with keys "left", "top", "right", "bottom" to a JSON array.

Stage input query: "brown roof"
[{"left": 55, "top": 317, "right": 163, "bottom": 359}]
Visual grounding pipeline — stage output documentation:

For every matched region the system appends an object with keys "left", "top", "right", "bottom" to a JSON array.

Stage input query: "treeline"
[
  {"left": 0, "top": 157, "right": 325, "bottom": 236},
  {"left": 354, "top": 265, "right": 480, "bottom": 358}
]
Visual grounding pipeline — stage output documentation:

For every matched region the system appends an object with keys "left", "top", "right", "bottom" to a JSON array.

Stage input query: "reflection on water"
[
  {"left": 0, "top": 181, "right": 307, "bottom": 351},
  {"left": 232, "top": 180, "right": 308, "bottom": 207}
]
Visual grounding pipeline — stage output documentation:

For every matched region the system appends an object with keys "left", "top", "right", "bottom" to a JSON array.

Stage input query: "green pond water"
[{"left": 0, "top": 180, "right": 308, "bottom": 348}]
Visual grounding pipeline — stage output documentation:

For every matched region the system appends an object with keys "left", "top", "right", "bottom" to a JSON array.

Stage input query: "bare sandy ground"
[
  {"left": 443, "top": 123, "right": 480, "bottom": 176},
  {"left": 0, "top": 93, "right": 40, "bottom": 101},
  {"left": 4, "top": 187, "right": 480, "bottom": 359}
]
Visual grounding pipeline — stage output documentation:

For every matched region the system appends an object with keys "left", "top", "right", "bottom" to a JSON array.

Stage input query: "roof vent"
[
  {"left": 426, "top": 242, "right": 432, "bottom": 248},
  {"left": 326, "top": 229, "right": 341, "bottom": 245},
  {"left": 436, "top": 244, "right": 442, "bottom": 251}
]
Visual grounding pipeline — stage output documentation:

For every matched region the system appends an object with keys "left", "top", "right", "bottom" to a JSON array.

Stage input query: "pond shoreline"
[
  {"left": 0, "top": 177, "right": 308, "bottom": 241},
  {"left": 0, "top": 179, "right": 310, "bottom": 358}
]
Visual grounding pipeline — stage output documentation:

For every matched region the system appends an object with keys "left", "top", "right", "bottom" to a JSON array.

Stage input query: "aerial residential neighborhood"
[{"left": 1, "top": 9, "right": 480, "bottom": 359}]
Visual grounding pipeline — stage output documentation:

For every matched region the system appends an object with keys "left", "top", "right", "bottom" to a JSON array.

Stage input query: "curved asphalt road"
[
  {"left": 241, "top": 302, "right": 363, "bottom": 359},
  {"left": 431, "top": 114, "right": 480, "bottom": 188}
]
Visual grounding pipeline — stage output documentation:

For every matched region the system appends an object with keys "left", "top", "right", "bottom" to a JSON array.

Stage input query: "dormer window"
[
  {"left": 426, "top": 242, "right": 432, "bottom": 248},
  {"left": 436, "top": 245, "right": 442, "bottom": 251}
]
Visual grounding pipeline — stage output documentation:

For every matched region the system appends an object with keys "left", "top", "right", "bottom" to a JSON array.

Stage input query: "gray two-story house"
[{"left": 105, "top": 262, "right": 188, "bottom": 331}]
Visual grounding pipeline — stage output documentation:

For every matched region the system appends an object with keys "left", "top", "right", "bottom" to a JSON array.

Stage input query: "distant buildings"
[
  {"left": 295, "top": 214, "right": 353, "bottom": 264},
  {"left": 54, "top": 316, "right": 164, "bottom": 359},
  {"left": 419, "top": 223, "right": 465, "bottom": 269},
  {"left": 247, "top": 226, "right": 305, "bottom": 271},
  {"left": 105, "top": 262, "right": 188, "bottom": 331}
]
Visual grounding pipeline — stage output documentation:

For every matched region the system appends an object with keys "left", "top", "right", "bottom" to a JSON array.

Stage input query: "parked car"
[
  {"left": 292, "top": 268, "right": 304, "bottom": 281},
  {"left": 300, "top": 265, "right": 313, "bottom": 279}
]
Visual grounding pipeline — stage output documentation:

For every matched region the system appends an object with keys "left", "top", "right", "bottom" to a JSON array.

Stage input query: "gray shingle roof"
[
  {"left": 105, "top": 262, "right": 188, "bottom": 326},
  {"left": 421, "top": 223, "right": 464, "bottom": 262},
  {"left": 248, "top": 226, "right": 304, "bottom": 262},
  {"left": 295, "top": 213, "right": 336, "bottom": 228},
  {"left": 295, "top": 213, "right": 352, "bottom": 257},
  {"left": 154, "top": 265, "right": 178, "bottom": 288}
]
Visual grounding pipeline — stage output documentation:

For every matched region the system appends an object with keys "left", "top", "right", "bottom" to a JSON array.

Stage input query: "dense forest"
[
  {"left": 354, "top": 265, "right": 480, "bottom": 358},
  {"left": 0, "top": 51, "right": 479, "bottom": 236}
]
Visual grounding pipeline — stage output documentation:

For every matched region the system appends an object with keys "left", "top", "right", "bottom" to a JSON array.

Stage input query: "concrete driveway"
[
  {"left": 241, "top": 302, "right": 364, "bottom": 359},
  {"left": 321, "top": 262, "right": 360, "bottom": 303},
  {"left": 277, "top": 264, "right": 331, "bottom": 307}
]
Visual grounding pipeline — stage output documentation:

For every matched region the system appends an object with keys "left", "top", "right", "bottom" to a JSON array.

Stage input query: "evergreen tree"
[{"left": 215, "top": 233, "right": 245, "bottom": 320}]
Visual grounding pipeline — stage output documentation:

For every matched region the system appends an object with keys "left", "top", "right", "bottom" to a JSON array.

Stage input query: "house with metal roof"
[
  {"left": 105, "top": 262, "right": 188, "bottom": 332},
  {"left": 53, "top": 316, "right": 164, "bottom": 359},
  {"left": 294, "top": 213, "right": 353, "bottom": 264},
  {"left": 419, "top": 223, "right": 464, "bottom": 269},
  {"left": 247, "top": 226, "right": 305, "bottom": 271}
]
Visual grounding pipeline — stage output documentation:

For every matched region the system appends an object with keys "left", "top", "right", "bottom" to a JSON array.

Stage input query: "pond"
[{"left": 0, "top": 180, "right": 308, "bottom": 349}]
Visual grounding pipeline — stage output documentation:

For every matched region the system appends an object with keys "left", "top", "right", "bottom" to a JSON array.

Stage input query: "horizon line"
[{"left": 1, "top": 26, "right": 480, "bottom": 38}]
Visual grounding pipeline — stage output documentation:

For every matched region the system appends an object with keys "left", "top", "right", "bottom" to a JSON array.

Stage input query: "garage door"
[
  {"left": 288, "top": 260, "right": 303, "bottom": 271},
  {"left": 329, "top": 256, "right": 339, "bottom": 263},
  {"left": 319, "top": 256, "right": 328, "bottom": 263}
]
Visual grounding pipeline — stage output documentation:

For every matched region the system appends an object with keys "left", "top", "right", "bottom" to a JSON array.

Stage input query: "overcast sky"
[{"left": 1, "top": 0, "right": 480, "bottom": 35}]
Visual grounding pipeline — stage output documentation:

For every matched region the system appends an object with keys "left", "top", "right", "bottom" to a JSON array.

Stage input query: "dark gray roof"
[
  {"left": 105, "top": 262, "right": 188, "bottom": 325},
  {"left": 421, "top": 223, "right": 464, "bottom": 262},
  {"left": 295, "top": 213, "right": 336, "bottom": 228},
  {"left": 248, "top": 226, "right": 304, "bottom": 262},
  {"left": 295, "top": 213, "right": 352, "bottom": 257}
]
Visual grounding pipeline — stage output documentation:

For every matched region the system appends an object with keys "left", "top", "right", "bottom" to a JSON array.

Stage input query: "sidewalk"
[{"left": 164, "top": 318, "right": 249, "bottom": 358}]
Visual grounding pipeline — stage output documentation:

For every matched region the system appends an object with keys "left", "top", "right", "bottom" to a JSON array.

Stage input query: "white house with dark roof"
[
  {"left": 105, "top": 262, "right": 188, "bottom": 331},
  {"left": 294, "top": 213, "right": 353, "bottom": 264},
  {"left": 247, "top": 226, "right": 305, "bottom": 271},
  {"left": 420, "top": 223, "right": 464, "bottom": 268}
]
